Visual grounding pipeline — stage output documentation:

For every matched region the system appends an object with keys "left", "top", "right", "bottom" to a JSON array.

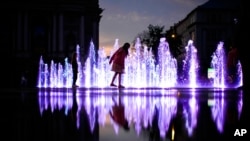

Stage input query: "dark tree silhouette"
[{"left": 135, "top": 24, "right": 165, "bottom": 64}]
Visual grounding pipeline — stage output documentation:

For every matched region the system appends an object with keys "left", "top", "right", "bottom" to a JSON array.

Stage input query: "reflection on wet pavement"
[{"left": 36, "top": 88, "right": 244, "bottom": 141}]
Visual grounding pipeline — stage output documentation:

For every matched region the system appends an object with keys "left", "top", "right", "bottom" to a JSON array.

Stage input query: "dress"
[
  {"left": 111, "top": 104, "right": 126, "bottom": 125},
  {"left": 110, "top": 47, "right": 127, "bottom": 73}
]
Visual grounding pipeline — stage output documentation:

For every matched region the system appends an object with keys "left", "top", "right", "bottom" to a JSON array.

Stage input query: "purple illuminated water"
[
  {"left": 210, "top": 41, "right": 243, "bottom": 88},
  {"left": 210, "top": 41, "right": 226, "bottom": 88},
  {"left": 38, "top": 89, "right": 243, "bottom": 138},
  {"left": 37, "top": 39, "right": 243, "bottom": 88},
  {"left": 182, "top": 40, "right": 199, "bottom": 87}
]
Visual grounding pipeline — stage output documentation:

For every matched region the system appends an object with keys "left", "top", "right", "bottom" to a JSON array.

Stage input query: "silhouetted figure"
[
  {"left": 71, "top": 52, "right": 79, "bottom": 88},
  {"left": 109, "top": 42, "right": 130, "bottom": 88},
  {"left": 109, "top": 90, "right": 130, "bottom": 131},
  {"left": 227, "top": 46, "right": 239, "bottom": 84}
]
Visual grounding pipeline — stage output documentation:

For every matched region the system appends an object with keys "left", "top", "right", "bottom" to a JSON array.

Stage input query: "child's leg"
[
  {"left": 118, "top": 73, "right": 125, "bottom": 88},
  {"left": 110, "top": 72, "right": 118, "bottom": 86}
]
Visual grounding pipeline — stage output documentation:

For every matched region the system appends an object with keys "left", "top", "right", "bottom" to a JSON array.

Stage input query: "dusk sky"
[{"left": 99, "top": 0, "right": 208, "bottom": 56}]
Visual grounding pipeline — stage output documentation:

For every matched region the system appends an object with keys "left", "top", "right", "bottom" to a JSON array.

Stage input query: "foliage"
[
  {"left": 165, "top": 32, "right": 183, "bottom": 58},
  {"left": 134, "top": 24, "right": 165, "bottom": 64}
]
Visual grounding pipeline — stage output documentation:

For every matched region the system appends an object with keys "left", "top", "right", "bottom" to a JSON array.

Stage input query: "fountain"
[
  {"left": 210, "top": 41, "right": 227, "bottom": 88},
  {"left": 37, "top": 38, "right": 243, "bottom": 88},
  {"left": 124, "top": 37, "right": 177, "bottom": 87},
  {"left": 181, "top": 40, "right": 199, "bottom": 88},
  {"left": 210, "top": 41, "right": 243, "bottom": 88}
]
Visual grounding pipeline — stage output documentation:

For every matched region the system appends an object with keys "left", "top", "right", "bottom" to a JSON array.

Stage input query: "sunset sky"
[{"left": 99, "top": 0, "right": 208, "bottom": 56}]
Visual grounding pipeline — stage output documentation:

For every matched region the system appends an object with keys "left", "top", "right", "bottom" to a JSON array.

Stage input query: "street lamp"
[{"left": 171, "top": 33, "right": 175, "bottom": 38}]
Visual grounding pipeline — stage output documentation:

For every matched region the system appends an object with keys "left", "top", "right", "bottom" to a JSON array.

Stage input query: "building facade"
[
  {"left": 1, "top": 0, "right": 102, "bottom": 61},
  {"left": 0, "top": 0, "right": 103, "bottom": 87},
  {"left": 168, "top": 0, "right": 240, "bottom": 76}
]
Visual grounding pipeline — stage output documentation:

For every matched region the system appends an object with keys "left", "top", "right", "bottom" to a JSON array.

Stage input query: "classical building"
[
  {"left": 1, "top": 0, "right": 102, "bottom": 61},
  {"left": 167, "top": 0, "right": 240, "bottom": 76},
  {"left": 0, "top": 0, "right": 103, "bottom": 87}
]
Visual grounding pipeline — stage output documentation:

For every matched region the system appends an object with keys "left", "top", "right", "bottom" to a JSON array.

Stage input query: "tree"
[
  {"left": 165, "top": 26, "right": 184, "bottom": 81},
  {"left": 134, "top": 24, "right": 165, "bottom": 64},
  {"left": 165, "top": 30, "right": 183, "bottom": 58}
]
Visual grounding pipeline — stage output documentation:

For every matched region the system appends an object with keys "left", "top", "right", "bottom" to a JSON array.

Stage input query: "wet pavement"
[{"left": 0, "top": 87, "right": 249, "bottom": 141}]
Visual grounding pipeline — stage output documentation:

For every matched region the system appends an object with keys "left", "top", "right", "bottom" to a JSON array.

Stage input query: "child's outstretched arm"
[{"left": 109, "top": 58, "right": 113, "bottom": 64}]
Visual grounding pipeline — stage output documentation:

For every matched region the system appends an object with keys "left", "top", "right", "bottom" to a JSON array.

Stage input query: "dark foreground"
[{"left": 0, "top": 87, "right": 249, "bottom": 141}]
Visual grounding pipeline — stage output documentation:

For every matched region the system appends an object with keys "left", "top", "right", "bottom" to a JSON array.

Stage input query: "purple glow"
[
  {"left": 38, "top": 89, "right": 243, "bottom": 136},
  {"left": 238, "top": 90, "right": 243, "bottom": 119},
  {"left": 184, "top": 96, "right": 198, "bottom": 136},
  {"left": 38, "top": 90, "right": 73, "bottom": 116},
  {"left": 211, "top": 92, "right": 226, "bottom": 133},
  {"left": 210, "top": 42, "right": 226, "bottom": 88},
  {"left": 158, "top": 97, "right": 177, "bottom": 137},
  {"left": 210, "top": 41, "right": 243, "bottom": 88},
  {"left": 183, "top": 40, "right": 198, "bottom": 88},
  {"left": 37, "top": 39, "right": 243, "bottom": 88},
  {"left": 237, "top": 61, "right": 243, "bottom": 87}
]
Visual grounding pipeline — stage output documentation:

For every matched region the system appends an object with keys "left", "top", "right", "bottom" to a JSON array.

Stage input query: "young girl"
[
  {"left": 109, "top": 91, "right": 130, "bottom": 131},
  {"left": 109, "top": 42, "right": 130, "bottom": 88}
]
